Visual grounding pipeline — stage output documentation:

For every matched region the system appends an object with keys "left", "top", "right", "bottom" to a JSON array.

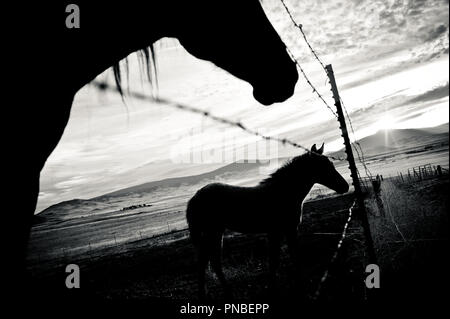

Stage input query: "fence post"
[{"left": 326, "top": 64, "right": 377, "bottom": 265}]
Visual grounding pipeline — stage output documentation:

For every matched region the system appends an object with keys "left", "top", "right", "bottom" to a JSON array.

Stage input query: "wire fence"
[
  {"left": 280, "top": 0, "right": 328, "bottom": 73},
  {"left": 93, "top": 81, "right": 345, "bottom": 161},
  {"left": 284, "top": 46, "right": 338, "bottom": 119},
  {"left": 312, "top": 200, "right": 356, "bottom": 299},
  {"left": 279, "top": 0, "right": 373, "bottom": 181},
  {"left": 340, "top": 96, "right": 374, "bottom": 179}
]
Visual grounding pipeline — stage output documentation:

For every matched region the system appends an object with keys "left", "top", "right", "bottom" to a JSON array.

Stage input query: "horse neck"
[
  {"left": 261, "top": 171, "right": 315, "bottom": 204},
  {"left": 64, "top": 2, "right": 177, "bottom": 93}
]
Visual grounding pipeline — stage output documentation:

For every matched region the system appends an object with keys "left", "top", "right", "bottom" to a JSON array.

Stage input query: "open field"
[
  {"left": 27, "top": 173, "right": 449, "bottom": 309},
  {"left": 27, "top": 132, "right": 449, "bottom": 265},
  {"left": 26, "top": 128, "right": 449, "bottom": 314}
]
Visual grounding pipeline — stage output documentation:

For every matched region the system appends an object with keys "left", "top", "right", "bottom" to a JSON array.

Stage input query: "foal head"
[{"left": 308, "top": 143, "right": 349, "bottom": 194}]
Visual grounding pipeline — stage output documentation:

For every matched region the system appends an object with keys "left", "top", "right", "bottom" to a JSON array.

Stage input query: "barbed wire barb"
[
  {"left": 280, "top": 0, "right": 328, "bottom": 72},
  {"left": 280, "top": 0, "right": 373, "bottom": 179},
  {"left": 284, "top": 46, "right": 338, "bottom": 119}
]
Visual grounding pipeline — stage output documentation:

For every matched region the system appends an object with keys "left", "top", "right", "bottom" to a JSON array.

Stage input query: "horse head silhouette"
[
  {"left": 176, "top": 0, "right": 298, "bottom": 105},
  {"left": 309, "top": 143, "right": 349, "bottom": 194}
]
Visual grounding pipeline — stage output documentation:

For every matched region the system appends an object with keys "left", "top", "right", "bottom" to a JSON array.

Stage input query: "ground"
[{"left": 26, "top": 174, "right": 449, "bottom": 314}]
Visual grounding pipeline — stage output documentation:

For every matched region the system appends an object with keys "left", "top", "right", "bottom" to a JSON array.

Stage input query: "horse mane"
[
  {"left": 259, "top": 152, "right": 312, "bottom": 186},
  {"left": 112, "top": 45, "right": 157, "bottom": 96}
]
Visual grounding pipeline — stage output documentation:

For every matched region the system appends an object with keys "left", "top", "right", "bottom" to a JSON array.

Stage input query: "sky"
[{"left": 37, "top": 0, "right": 449, "bottom": 212}]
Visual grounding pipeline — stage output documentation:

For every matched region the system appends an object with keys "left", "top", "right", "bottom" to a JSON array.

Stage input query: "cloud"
[
  {"left": 263, "top": 0, "right": 449, "bottom": 63},
  {"left": 405, "top": 82, "right": 449, "bottom": 104},
  {"left": 426, "top": 24, "right": 448, "bottom": 42}
]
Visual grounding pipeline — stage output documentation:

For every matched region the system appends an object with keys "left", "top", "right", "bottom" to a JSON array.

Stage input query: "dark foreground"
[{"left": 25, "top": 175, "right": 449, "bottom": 316}]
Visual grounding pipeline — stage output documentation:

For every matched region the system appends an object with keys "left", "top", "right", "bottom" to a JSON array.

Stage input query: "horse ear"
[
  {"left": 311, "top": 144, "right": 317, "bottom": 153},
  {"left": 318, "top": 143, "right": 324, "bottom": 155}
]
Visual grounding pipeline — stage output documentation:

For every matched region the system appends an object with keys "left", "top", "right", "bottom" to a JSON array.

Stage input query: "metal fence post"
[{"left": 326, "top": 64, "right": 377, "bottom": 265}]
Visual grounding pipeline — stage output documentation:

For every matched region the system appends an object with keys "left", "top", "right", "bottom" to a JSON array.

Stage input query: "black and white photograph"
[{"left": 6, "top": 0, "right": 449, "bottom": 316}]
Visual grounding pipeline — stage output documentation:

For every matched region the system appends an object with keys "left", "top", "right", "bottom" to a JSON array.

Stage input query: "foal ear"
[
  {"left": 311, "top": 144, "right": 317, "bottom": 153},
  {"left": 318, "top": 143, "right": 324, "bottom": 155}
]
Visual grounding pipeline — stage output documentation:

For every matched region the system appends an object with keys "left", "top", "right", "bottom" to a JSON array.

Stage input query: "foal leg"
[
  {"left": 286, "top": 228, "right": 301, "bottom": 285},
  {"left": 197, "top": 239, "right": 210, "bottom": 299},
  {"left": 210, "top": 233, "right": 232, "bottom": 298},
  {"left": 286, "top": 228, "right": 300, "bottom": 268},
  {"left": 267, "top": 232, "right": 282, "bottom": 290}
]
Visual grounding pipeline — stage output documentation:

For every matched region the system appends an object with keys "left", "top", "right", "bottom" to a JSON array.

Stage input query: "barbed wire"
[
  {"left": 279, "top": 0, "right": 337, "bottom": 118},
  {"left": 275, "top": 1, "right": 374, "bottom": 298},
  {"left": 340, "top": 97, "right": 374, "bottom": 179},
  {"left": 280, "top": 0, "right": 373, "bottom": 179},
  {"left": 280, "top": 0, "right": 328, "bottom": 73},
  {"left": 284, "top": 46, "right": 338, "bottom": 119},
  {"left": 313, "top": 199, "right": 356, "bottom": 300},
  {"left": 92, "top": 81, "right": 346, "bottom": 161}
]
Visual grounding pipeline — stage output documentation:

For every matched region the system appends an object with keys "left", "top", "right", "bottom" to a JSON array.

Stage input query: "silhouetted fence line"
[
  {"left": 313, "top": 200, "right": 356, "bottom": 299},
  {"left": 396, "top": 164, "right": 448, "bottom": 183},
  {"left": 280, "top": 0, "right": 373, "bottom": 181},
  {"left": 280, "top": 0, "right": 328, "bottom": 73},
  {"left": 284, "top": 46, "right": 338, "bottom": 119},
  {"left": 279, "top": 0, "right": 338, "bottom": 119},
  {"left": 364, "top": 167, "right": 449, "bottom": 251},
  {"left": 341, "top": 96, "right": 374, "bottom": 179},
  {"left": 280, "top": 3, "right": 379, "bottom": 282}
]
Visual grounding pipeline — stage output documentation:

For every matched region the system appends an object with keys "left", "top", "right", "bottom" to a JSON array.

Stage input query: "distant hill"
[
  {"left": 34, "top": 198, "right": 114, "bottom": 224},
  {"left": 35, "top": 159, "right": 282, "bottom": 220},
  {"left": 329, "top": 124, "right": 448, "bottom": 158},
  {"left": 35, "top": 160, "right": 268, "bottom": 222},
  {"left": 419, "top": 123, "right": 449, "bottom": 135},
  {"left": 94, "top": 160, "right": 264, "bottom": 200},
  {"left": 36, "top": 124, "right": 448, "bottom": 221}
]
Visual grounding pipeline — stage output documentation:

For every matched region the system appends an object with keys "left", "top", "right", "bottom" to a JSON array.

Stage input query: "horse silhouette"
[
  {"left": 186, "top": 144, "right": 349, "bottom": 298},
  {"left": 9, "top": 0, "right": 298, "bottom": 283}
]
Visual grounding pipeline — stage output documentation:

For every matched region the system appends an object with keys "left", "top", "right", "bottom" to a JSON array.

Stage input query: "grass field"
[{"left": 27, "top": 173, "right": 449, "bottom": 310}]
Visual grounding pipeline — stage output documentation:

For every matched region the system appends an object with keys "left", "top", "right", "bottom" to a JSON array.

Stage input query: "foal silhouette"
[{"left": 186, "top": 144, "right": 349, "bottom": 298}]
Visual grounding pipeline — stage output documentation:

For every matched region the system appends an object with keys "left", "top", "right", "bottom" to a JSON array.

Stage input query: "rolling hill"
[
  {"left": 330, "top": 124, "right": 448, "bottom": 158},
  {"left": 36, "top": 123, "right": 448, "bottom": 221}
]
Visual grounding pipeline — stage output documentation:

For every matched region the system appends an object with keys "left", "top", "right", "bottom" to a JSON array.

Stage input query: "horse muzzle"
[
  {"left": 336, "top": 181, "right": 350, "bottom": 194},
  {"left": 252, "top": 80, "right": 297, "bottom": 105},
  {"left": 252, "top": 62, "right": 298, "bottom": 105}
]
